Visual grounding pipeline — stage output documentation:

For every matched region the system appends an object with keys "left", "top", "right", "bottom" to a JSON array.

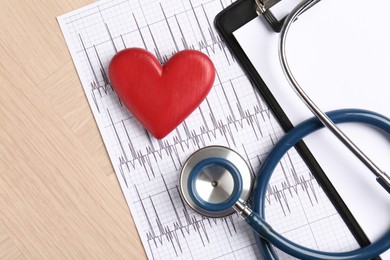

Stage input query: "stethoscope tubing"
[
  {"left": 279, "top": 0, "right": 390, "bottom": 189},
  {"left": 251, "top": 109, "right": 390, "bottom": 259}
]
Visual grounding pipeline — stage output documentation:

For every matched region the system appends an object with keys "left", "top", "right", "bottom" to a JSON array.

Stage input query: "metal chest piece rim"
[{"left": 179, "top": 146, "right": 253, "bottom": 218}]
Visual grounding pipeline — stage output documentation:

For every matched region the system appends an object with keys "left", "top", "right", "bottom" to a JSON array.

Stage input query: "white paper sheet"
[
  {"left": 234, "top": 0, "right": 390, "bottom": 258},
  {"left": 57, "top": 0, "right": 364, "bottom": 258}
]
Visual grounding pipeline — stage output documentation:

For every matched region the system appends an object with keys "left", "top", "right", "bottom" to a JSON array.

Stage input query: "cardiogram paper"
[{"left": 58, "top": 1, "right": 360, "bottom": 258}]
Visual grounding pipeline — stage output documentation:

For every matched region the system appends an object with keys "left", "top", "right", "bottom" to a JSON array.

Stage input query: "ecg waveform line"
[
  {"left": 81, "top": 0, "right": 234, "bottom": 105},
  {"left": 78, "top": 0, "right": 276, "bottom": 174},
  {"left": 108, "top": 80, "right": 272, "bottom": 177},
  {"left": 58, "top": 0, "right": 360, "bottom": 258},
  {"left": 135, "top": 175, "right": 241, "bottom": 257},
  {"left": 80, "top": 0, "right": 321, "bottom": 237},
  {"left": 133, "top": 149, "right": 319, "bottom": 255}
]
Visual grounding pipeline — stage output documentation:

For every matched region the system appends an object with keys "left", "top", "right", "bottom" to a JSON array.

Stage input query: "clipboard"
[{"left": 214, "top": 0, "right": 373, "bottom": 250}]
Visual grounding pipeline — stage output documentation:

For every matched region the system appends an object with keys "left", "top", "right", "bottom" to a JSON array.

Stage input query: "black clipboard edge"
[{"left": 214, "top": 0, "right": 374, "bottom": 252}]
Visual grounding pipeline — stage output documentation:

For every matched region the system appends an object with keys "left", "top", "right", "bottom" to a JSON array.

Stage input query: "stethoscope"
[{"left": 178, "top": 0, "right": 390, "bottom": 259}]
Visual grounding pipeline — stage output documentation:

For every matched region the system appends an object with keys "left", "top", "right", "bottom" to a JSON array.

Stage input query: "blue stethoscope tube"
[
  {"left": 183, "top": 109, "right": 390, "bottom": 259},
  {"left": 251, "top": 109, "right": 390, "bottom": 259}
]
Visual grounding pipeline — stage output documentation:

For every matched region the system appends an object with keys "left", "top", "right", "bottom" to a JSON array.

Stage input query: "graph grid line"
[{"left": 58, "top": 0, "right": 359, "bottom": 259}]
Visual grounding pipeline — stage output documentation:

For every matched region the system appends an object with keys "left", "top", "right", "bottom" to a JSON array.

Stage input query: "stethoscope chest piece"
[{"left": 179, "top": 146, "right": 253, "bottom": 218}]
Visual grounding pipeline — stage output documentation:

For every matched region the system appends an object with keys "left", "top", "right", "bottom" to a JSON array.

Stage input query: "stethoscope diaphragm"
[{"left": 179, "top": 146, "right": 253, "bottom": 218}]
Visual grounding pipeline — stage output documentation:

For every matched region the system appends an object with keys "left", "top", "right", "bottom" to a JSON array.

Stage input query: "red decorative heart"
[{"left": 109, "top": 48, "right": 215, "bottom": 139}]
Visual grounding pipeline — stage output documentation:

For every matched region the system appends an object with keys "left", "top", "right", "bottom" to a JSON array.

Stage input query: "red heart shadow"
[{"left": 109, "top": 48, "right": 215, "bottom": 139}]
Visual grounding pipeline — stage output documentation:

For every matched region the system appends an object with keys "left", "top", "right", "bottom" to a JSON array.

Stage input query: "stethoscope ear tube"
[
  {"left": 377, "top": 176, "right": 390, "bottom": 194},
  {"left": 279, "top": 0, "right": 390, "bottom": 192},
  {"left": 250, "top": 109, "right": 390, "bottom": 260}
]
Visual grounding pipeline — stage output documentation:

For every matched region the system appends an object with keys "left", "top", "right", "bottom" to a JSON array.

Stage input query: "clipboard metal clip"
[
  {"left": 255, "top": 0, "right": 321, "bottom": 32},
  {"left": 255, "top": 0, "right": 285, "bottom": 32},
  {"left": 255, "top": 0, "right": 281, "bottom": 13}
]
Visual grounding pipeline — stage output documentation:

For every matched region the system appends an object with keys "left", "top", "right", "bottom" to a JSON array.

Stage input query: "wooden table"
[{"left": 0, "top": 1, "right": 146, "bottom": 258}]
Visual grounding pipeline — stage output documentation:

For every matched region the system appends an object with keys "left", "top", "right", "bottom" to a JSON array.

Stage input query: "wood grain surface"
[{"left": 0, "top": 0, "right": 146, "bottom": 258}]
